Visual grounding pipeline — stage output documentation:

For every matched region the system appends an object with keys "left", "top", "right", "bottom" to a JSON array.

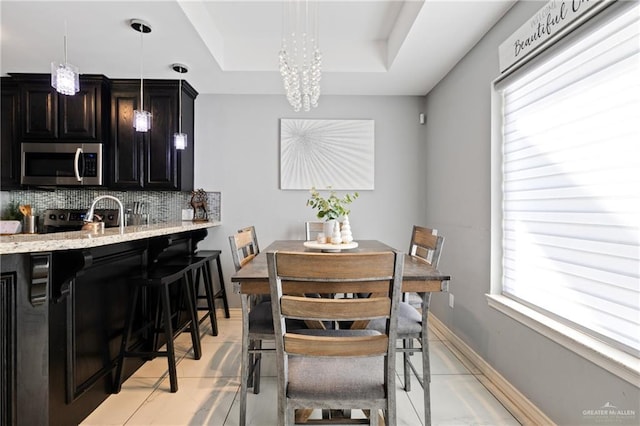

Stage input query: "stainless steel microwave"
[{"left": 21, "top": 142, "right": 104, "bottom": 186}]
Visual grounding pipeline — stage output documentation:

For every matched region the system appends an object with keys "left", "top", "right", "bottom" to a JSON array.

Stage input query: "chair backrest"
[
  {"left": 267, "top": 250, "right": 404, "bottom": 357},
  {"left": 409, "top": 225, "right": 445, "bottom": 268},
  {"left": 304, "top": 221, "right": 325, "bottom": 241},
  {"left": 238, "top": 225, "right": 260, "bottom": 254},
  {"left": 229, "top": 227, "right": 260, "bottom": 271}
]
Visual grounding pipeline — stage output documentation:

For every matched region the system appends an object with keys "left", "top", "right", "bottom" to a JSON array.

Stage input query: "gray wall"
[
  {"left": 193, "top": 94, "right": 427, "bottom": 304},
  {"left": 424, "top": 1, "right": 639, "bottom": 425}
]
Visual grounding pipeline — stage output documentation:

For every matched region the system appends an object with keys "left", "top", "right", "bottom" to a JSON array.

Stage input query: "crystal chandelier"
[
  {"left": 278, "top": 0, "right": 322, "bottom": 112},
  {"left": 131, "top": 19, "right": 152, "bottom": 132},
  {"left": 51, "top": 21, "right": 79, "bottom": 96}
]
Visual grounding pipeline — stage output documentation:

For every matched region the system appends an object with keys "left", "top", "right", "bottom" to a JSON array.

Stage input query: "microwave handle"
[{"left": 74, "top": 148, "right": 83, "bottom": 182}]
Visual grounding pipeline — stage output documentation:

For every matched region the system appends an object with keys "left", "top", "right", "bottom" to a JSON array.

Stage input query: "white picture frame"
[{"left": 280, "top": 119, "right": 375, "bottom": 190}]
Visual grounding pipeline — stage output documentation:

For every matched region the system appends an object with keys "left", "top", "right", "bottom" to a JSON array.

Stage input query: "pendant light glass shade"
[
  {"left": 131, "top": 19, "right": 152, "bottom": 132},
  {"left": 172, "top": 63, "right": 188, "bottom": 150},
  {"left": 134, "top": 110, "right": 152, "bottom": 132},
  {"left": 51, "top": 62, "right": 79, "bottom": 96},
  {"left": 51, "top": 22, "right": 79, "bottom": 96},
  {"left": 173, "top": 132, "right": 187, "bottom": 150}
]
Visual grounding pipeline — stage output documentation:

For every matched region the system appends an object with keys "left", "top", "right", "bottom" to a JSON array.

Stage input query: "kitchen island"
[{"left": 0, "top": 221, "right": 221, "bottom": 426}]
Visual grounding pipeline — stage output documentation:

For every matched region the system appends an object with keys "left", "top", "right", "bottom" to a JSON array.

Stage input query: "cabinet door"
[
  {"left": 59, "top": 80, "right": 99, "bottom": 140},
  {"left": 110, "top": 85, "right": 143, "bottom": 188},
  {"left": 21, "top": 83, "right": 58, "bottom": 140},
  {"left": 177, "top": 85, "right": 195, "bottom": 192},
  {"left": 1, "top": 82, "right": 20, "bottom": 188},
  {"left": 145, "top": 86, "right": 178, "bottom": 190},
  {"left": 110, "top": 79, "right": 196, "bottom": 191}
]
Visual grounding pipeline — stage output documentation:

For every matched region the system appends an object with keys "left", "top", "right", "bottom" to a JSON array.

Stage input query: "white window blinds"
[{"left": 498, "top": 3, "right": 640, "bottom": 355}]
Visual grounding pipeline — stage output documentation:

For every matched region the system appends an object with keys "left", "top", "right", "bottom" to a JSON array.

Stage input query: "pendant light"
[
  {"left": 172, "top": 63, "right": 188, "bottom": 150},
  {"left": 51, "top": 20, "right": 80, "bottom": 96},
  {"left": 131, "top": 19, "right": 152, "bottom": 132}
]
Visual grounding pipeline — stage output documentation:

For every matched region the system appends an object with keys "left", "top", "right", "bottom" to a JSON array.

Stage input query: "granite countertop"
[{"left": 0, "top": 221, "right": 222, "bottom": 255}]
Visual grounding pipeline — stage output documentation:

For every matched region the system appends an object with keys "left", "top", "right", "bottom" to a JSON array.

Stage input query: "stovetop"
[{"left": 42, "top": 208, "right": 120, "bottom": 233}]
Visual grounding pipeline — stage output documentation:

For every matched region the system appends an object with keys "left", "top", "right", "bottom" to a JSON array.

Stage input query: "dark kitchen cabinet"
[
  {"left": 110, "top": 79, "right": 196, "bottom": 191},
  {"left": 9, "top": 73, "right": 109, "bottom": 143},
  {"left": 1, "top": 78, "right": 20, "bottom": 189},
  {"left": 1, "top": 252, "right": 51, "bottom": 426}
]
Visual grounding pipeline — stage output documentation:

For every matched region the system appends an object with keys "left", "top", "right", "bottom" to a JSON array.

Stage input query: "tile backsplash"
[{"left": 0, "top": 189, "right": 221, "bottom": 223}]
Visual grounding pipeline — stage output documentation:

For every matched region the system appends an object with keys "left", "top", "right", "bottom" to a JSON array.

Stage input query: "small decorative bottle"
[
  {"left": 331, "top": 220, "right": 342, "bottom": 244},
  {"left": 341, "top": 215, "right": 353, "bottom": 243}
]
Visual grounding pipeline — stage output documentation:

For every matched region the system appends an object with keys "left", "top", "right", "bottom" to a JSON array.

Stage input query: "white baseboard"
[{"left": 429, "top": 313, "right": 556, "bottom": 426}]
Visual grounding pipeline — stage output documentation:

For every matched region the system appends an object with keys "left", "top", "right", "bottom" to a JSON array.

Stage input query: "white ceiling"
[{"left": 0, "top": 0, "right": 514, "bottom": 96}]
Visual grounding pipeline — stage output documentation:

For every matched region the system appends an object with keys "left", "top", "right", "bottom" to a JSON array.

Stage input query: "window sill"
[{"left": 486, "top": 294, "right": 640, "bottom": 387}]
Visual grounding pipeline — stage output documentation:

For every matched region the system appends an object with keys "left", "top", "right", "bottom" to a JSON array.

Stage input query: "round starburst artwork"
[{"left": 280, "top": 119, "right": 375, "bottom": 190}]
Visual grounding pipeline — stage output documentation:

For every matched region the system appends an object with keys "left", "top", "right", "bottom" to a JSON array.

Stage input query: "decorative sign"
[
  {"left": 499, "top": 0, "right": 611, "bottom": 72},
  {"left": 280, "top": 119, "right": 375, "bottom": 190}
]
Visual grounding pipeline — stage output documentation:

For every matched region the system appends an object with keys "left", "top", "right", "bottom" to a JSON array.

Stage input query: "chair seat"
[
  {"left": 131, "top": 264, "right": 190, "bottom": 285},
  {"left": 368, "top": 301, "right": 422, "bottom": 335},
  {"left": 288, "top": 356, "right": 385, "bottom": 400}
]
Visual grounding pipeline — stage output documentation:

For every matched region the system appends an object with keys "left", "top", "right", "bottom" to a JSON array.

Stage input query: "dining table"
[
  {"left": 230, "top": 239, "right": 451, "bottom": 424},
  {"left": 231, "top": 239, "right": 451, "bottom": 294}
]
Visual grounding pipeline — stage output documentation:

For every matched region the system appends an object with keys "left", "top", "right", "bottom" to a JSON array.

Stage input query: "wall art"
[{"left": 280, "top": 119, "right": 375, "bottom": 190}]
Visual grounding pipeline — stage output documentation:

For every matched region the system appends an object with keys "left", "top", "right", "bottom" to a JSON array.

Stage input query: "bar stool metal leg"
[
  {"left": 113, "top": 284, "right": 140, "bottom": 394},
  {"left": 212, "top": 254, "right": 230, "bottom": 318},
  {"left": 193, "top": 261, "right": 219, "bottom": 336},
  {"left": 181, "top": 272, "right": 202, "bottom": 360},
  {"left": 160, "top": 281, "right": 179, "bottom": 392}
]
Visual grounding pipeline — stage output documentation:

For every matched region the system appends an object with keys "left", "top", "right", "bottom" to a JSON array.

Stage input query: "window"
[{"left": 491, "top": 1, "right": 640, "bottom": 368}]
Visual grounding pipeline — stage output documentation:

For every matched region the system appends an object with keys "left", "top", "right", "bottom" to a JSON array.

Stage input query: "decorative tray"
[{"left": 303, "top": 241, "right": 358, "bottom": 252}]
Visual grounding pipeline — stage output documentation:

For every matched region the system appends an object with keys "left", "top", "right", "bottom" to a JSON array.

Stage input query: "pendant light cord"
[
  {"left": 63, "top": 20, "right": 68, "bottom": 65},
  {"left": 139, "top": 29, "right": 144, "bottom": 111},
  {"left": 178, "top": 78, "right": 182, "bottom": 133}
]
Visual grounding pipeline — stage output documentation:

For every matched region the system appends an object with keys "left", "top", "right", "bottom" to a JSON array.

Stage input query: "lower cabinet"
[
  {"left": 49, "top": 241, "right": 148, "bottom": 426},
  {"left": 1, "top": 252, "right": 50, "bottom": 426},
  {"left": 1, "top": 229, "right": 206, "bottom": 426},
  {"left": 110, "top": 79, "right": 196, "bottom": 191}
]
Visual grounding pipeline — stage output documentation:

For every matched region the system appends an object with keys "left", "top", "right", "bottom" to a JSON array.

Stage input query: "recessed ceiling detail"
[
  {"left": 1, "top": 0, "right": 515, "bottom": 95},
  {"left": 178, "top": 0, "right": 423, "bottom": 73}
]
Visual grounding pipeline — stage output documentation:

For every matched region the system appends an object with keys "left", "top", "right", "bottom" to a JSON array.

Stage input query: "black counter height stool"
[
  {"left": 192, "top": 249, "right": 230, "bottom": 319},
  {"left": 165, "top": 249, "right": 229, "bottom": 337},
  {"left": 114, "top": 263, "right": 202, "bottom": 393}
]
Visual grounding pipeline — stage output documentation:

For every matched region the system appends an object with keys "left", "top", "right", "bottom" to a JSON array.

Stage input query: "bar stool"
[
  {"left": 169, "top": 250, "right": 229, "bottom": 336},
  {"left": 192, "top": 249, "right": 230, "bottom": 320},
  {"left": 113, "top": 264, "right": 201, "bottom": 393}
]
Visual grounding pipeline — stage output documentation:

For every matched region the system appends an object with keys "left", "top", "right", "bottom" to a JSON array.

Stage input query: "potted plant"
[{"left": 306, "top": 187, "right": 359, "bottom": 239}]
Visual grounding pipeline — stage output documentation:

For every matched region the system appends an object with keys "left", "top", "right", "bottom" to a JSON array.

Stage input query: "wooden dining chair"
[
  {"left": 304, "top": 221, "right": 325, "bottom": 241},
  {"left": 229, "top": 227, "right": 269, "bottom": 426},
  {"left": 230, "top": 227, "right": 260, "bottom": 272},
  {"left": 267, "top": 250, "right": 404, "bottom": 426},
  {"left": 368, "top": 225, "right": 444, "bottom": 426}
]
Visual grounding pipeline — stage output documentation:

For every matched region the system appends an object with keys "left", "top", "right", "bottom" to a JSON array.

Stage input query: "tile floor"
[{"left": 81, "top": 309, "right": 520, "bottom": 426}]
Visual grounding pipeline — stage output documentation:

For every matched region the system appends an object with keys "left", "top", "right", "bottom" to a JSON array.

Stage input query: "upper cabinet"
[
  {"left": 0, "top": 74, "right": 195, "bottom": 191},
  {"left": 1, "top": 78, "right": 20, "bottom": 189},
  {"left": 110, "top": 79, "right": 197, "bottom": 191},
  {"left": 11, "top": 74, "right": 110, "bottom": 143}
]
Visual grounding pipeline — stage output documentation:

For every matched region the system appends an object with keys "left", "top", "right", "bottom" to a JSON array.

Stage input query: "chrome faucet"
[{"left": 84, "top": 195, "right": 124, "bottom": 234}]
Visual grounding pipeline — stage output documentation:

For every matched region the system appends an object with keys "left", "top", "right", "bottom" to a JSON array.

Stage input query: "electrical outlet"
[{"left": 449, "top": 293, "right": 454, "bottom": 308}]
